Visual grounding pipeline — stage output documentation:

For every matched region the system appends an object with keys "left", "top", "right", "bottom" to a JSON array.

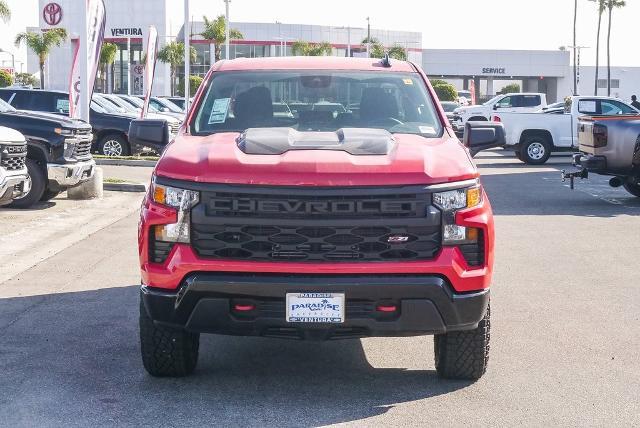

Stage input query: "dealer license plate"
[{"left": 286, "top": 293, "right": 345, "bottom": 323}]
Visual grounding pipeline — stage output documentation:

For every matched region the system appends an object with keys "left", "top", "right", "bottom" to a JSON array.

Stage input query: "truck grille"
[
  {"left": 71, "top": 130, "right": 93, "bottom": 160},
  {"left": 189, "top": 184, "right": 442, "bottom": 263},
  {"left": 0, "top": 143, "right": 27, "bottom": 171}
]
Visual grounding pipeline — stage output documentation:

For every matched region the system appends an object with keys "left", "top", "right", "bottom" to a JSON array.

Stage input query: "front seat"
[
  {"left": 359, "top": 88, "right": 399, "bottom": 124},
  {"left": 233, "top": 86, "right": 274, "bottom": 128}
]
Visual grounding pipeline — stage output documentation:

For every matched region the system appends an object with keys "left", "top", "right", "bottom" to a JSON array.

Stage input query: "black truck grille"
[
  {"left": 0, "top": 144, "right": 27, "bottom": 171},
  {"left": 189, "top": 184, "right": 442, "bottom": 263},
  {"left": 72, "top": 133, "right": 93, "bottom": 160}
]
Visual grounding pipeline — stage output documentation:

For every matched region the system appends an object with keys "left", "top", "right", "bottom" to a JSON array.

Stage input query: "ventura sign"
[{"left": 110, "top": 28, "right": 143, "bottom": 37}]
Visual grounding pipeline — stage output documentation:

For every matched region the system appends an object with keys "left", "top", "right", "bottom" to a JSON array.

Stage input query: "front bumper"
[
  {"left": 47, "top": 159, "right": 96, "bottom": 188},
  {"left": 141, "top": 273, "right": 490, "bottom": 339},
  {"left": 0, "top": 168, "right": 30, "bottom": 205}
]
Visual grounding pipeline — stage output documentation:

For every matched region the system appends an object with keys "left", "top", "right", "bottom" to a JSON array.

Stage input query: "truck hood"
[
  {"left": 10, "top": 110, "right": 92, "bottom": 130},
  {"left": 155, "top": 132, "right": 478, "bottom": 186}
]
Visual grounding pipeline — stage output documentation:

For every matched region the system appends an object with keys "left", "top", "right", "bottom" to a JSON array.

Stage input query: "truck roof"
[{"left": 214, "top": 56, "right": 418, "bottom": 73}]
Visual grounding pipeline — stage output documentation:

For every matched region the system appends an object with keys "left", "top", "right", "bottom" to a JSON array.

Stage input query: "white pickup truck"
[
  {"left": 492, "top": 96, "right": 640, "bottom": 164},
  {"left": 452, "top": 93, "right": 547, "bottom": 134}
]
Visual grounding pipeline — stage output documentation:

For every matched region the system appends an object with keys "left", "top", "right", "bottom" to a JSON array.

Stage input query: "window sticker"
[
  {"left": 208, "top": 98, "right": 231, "bottom": 124},
  {"left": 578, "top": 100, "right": 597, "bottom": 114},
  {"left": 419, "top": 126, "right": 437, "bottom": 135},
  {"left": 403, "top": 78, "right": 414, "bottom": 85}
]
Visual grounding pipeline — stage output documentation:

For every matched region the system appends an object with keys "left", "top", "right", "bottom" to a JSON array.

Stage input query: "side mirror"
[
  {"left": 463, "top": 121, "right": 506, "bottom": 157},
  {"left": 129, "top": 119, "right": 169, "bottom": 152},
  {"left": 493, "top": 104, "right": 499, "bottom": 110}
]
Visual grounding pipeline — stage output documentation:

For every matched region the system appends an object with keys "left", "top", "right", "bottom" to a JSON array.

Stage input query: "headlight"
[
  {"left": 54, "top": 128, "right": 75, "bottom": 136},
  {"left": 434, "top": 184, "right": 482, "bottom": 244},
  {"left": 151, "top": 179, "right": 200, "bottom": 243}
]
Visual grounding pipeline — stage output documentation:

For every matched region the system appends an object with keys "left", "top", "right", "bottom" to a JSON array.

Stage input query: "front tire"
[
  {"left": 520, "top": 137, "right": 551, "bottom": 165},
  {"left": 139, "top": 298, "right": 199, "bottom": 377},
  {"left": 434, "top": 303, "right": 490, "bottom": 380},
  {"left": 98, "top": 134, "right": 130, "bottom": 157},
  {"left": 623, "top": 178, "right": 640, "bottom": 197},
  {"left": 40, "top": 189, "right": 61, "bottom": 201},
  {"left": 9, "top": 159, "right": 46, "bottom": 209}
]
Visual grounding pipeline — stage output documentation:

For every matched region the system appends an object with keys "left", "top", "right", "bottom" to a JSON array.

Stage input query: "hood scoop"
[{"left": 237, "top": 127, "right": 395, "bottom": 156}]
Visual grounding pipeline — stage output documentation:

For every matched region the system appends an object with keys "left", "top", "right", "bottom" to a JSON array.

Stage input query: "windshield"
[
  {"left": 0, "top": 98, "right": 16, "bottom": 113},
  {"left": 482, "top": 95, "right": 503, "bottom": 106},
  {"left": 103, "top": 95, "right": 138, "bottom": 112},
  {"left": 156, "top": 98, "right": 183, "bottom": 113},
  {"left": 192, "top": 71, "right": 443, "bottom": 137},
  {"left": 93, "top": 96, "right": 126, "bottom": 113}
]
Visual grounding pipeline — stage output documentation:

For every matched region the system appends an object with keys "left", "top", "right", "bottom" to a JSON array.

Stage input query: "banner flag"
[{"left": 141, "top": 26, "right": 159, "bottom": 119}]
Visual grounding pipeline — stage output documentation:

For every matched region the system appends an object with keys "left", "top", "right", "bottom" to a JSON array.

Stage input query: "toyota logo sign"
[{"left": 43, "top": 2, "right": 63, "bottom": 26}]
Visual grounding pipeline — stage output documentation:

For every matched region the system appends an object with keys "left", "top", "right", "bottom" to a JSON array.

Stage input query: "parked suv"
[
  {"left": 0, "top": 126, "right": 30, "bottom": 206},
  {"left": 0, "top": 96, "right": 94, "bottom": 207},
  {"left": 134, "top": 57, "right": 504, "bottom": 380}
]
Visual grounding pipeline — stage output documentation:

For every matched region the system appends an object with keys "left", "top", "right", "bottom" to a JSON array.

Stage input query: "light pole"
[
  {"left": 572, "top": 0, "right": 578, "bottom": 95},
  {"left": 184, "top": 0, "right": 191, "bottom": 111},
  {"left": 224, "top": 0, "right": 230, "bottom": 60},
  {"left": 366, "top": 17, "right": 371, "bottom": 58},
  {"left": 565, "top": 45, "right": 590, "bottom": 95}
]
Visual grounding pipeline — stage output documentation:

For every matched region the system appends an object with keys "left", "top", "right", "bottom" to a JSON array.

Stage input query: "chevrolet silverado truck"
[
  {"left": 453, "top": 92, "right": 547, "bottom": 134},
  {"left": 492, "top": 96, "right": 640, "bottom": 164},
  {"left": 562, "top": 115, "right": 640, "bottom": 197},
  {"left": 0, "top": 97, "right": 94, "bottom": 208},
  {"left": 133, "top": 57, "right": 504, "bottom": 380},
  {"left": 0, "top": 126, "right": 30, "bottom": 206}
]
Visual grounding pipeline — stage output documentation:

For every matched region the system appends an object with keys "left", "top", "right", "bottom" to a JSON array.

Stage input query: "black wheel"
[
  {"left": 434, "top": 302, "right": 490, "bottom": 380},
  {"left": 40, "top": 189, "right": 61, "bottom": 201},
  {"left": 623, "top": 179, "right": 640, "bottom": 197},
  {"left": 520, "top": 137, "right": 551, "bottom": 165},
  {"left": 8, "top": 159, "right": 45, "bottom": 209},
  {"left": 139, "top": 298, "right": 199, "bottom": 377},
  {"left": 98, "top": 134, "right": 130, "bottom": 157}
]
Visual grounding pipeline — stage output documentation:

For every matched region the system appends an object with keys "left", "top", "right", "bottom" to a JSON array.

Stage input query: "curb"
[
  {"left": 95, "top": 158, "right": 157, "bottom": 167},
  {"left": 103, "top": 182, "right": 147, "bottom": 193}
]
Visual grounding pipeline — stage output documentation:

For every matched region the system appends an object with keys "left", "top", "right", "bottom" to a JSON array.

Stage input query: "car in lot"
[
  {"left": 0, "top": 126, "right": 30, "bottom": 206},
  {"left": 440, "top": 101, "right": 459, "bottom": 127},
  {"left": 143, "top": 96, "right": 185, "bottom": 119},
  {"left": 162, "top": 96, "right": 187, "bottom": 111},
  {"left": 453, "top": 93, "right": 547, "bottom": 133},
  {"left": 563, "top": 114, "right": 640, "bottom": 197},
  {"left": 0, "top": 88, "right": 178, "bottom": 156},
  {"left": 0, "top": 94, "right": 95, "bottom": 207},
  {"left": 493, "top": 96, "right": 640, "bottom": 164},
  {"left": 457, "top": 90, "right": 472, "bottom": 106},
  {"left": 118, "top": 95, "right": 184, "bottom": 121},
  {"left": 133, "top": 56, "right": 504, "bottom": 380}
]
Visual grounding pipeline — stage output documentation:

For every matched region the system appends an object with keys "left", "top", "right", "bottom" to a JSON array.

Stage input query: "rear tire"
[
  {"left": 520, "top": 137, "right": 551, "bottom": 165},
  {"left": 139, "top": 298, "right": 199, "bottom": 377},
  {"left": 98, "top": 134, "right": 130, "bottom": 157},
  {"left": 623, "top": 179, "right": 640, "bottom": 197},
  {"left": 8, "top": 159, "right": 45, "bottom": 209},
  {"left": 434, "top": 302, "right": 490, "bottom": 380}
]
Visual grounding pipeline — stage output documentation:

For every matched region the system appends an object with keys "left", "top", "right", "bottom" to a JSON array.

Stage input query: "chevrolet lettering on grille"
[{"left": 210, "top": 198, "right": 419, "bottom": 215}]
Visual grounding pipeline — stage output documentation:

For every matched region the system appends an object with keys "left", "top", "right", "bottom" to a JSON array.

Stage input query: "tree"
[
  {"left": 387, "top": 45, "right": 407, "bottom": 61},
  {"left": 14, "top": 28, "right": 67, "bottom": 89},
  {"left": 431, "top": 80, "right": 457, "bottom": 102},
  {"left": 360, "top": 37, "right": 406, "bottom": 60},
  {"left": 158, "top": 41, "right": 197, "bottom": 96},
  {"left": 0, "top": 0, "right": 10, "bottom": 22},
  {"left": 593, "top": 0, "right": 607, "bottom": 95},
  {"left": 606, "top": 0, "right": 626, "bottom": 96},
  {"left": 99, "top": 42, "right": 117, "bottom": 93},
  {"left": 14, "top": 72, "right": 38, "bottom": 87},
  {"left": 178, "top": 75, "right": 203, "bottom": 97},
  {"left": 291, "top": 41, "right": 332, "bottom": 56},
  {"left": 0, "top": 69, "right": 13, "bottom": 88},
  {"left": 200, "top": 15, "right": 244, "bottom": 62},
  {"left": 499, "top": 83, "right": 521, "bottom": 94}
]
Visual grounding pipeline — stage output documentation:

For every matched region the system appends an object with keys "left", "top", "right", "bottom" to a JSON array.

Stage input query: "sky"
[{"left": 1, "top": 0, "right": 639, "bottom": 71}]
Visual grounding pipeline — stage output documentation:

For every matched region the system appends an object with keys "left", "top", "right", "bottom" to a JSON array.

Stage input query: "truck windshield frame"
[{"left": 190, "top": 70, "right": 444, "bottom": 138}]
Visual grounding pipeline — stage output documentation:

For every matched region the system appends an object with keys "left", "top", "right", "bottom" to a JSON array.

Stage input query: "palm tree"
[
  {"left": 606, "top": 0, "right": 626, "bottom": 96},
  {"left": 593, "top": 0, "right": 607, "bottom": 95},
  {"left": 158, "top": 41, "right": 197, "bottom": 96},
  {"left": 14, "top": 28, "right": 67, "bottom": 89},
  {"left": 387, "top": 45, "right": 407, "bottom": 61},
  {"left": 99, "top": 42, "right": 117, "bottom": 93},
  {"left": 200, "top": 15, "right": 244, "bottom": 62},
  {"left": 291, "top": 41, "right": 332, "bottom": 56},
  {"left": 0, "top": 0, "right": 10, "bottom": 22},
  {"left": 361, "top": 37, "right": 406, "bottom": 60}
]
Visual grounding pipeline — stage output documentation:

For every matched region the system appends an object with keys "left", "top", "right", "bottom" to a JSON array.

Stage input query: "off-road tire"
[
  {"left": 139, "top": 299, "right": 199, "bottom": 377},
  {"left": 9, "top": 159, "right": 45, "bottom": 209},
  {"left": 623, "top": 179, "right": 640, "bottom": 197},
  {"left": 520, "top": 137, "right": 551, "bottom": 165},
  {"left": 40, "top": 189, "right": 61, "bottom": 201},
  {"left": 434, "top": 303, "right": 490, "bottom": 380}
]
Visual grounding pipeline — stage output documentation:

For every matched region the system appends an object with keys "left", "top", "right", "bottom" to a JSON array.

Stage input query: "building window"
[{"left": 597, "top": 79, "right": 620, "bottom": 89}]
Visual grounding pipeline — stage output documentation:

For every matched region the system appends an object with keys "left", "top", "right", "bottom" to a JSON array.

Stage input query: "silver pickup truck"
[
  {"left": 562, "top": 115, "right": 640, "bottom": 197},
  {"left": 0, "top": 126, "right": 30, "bottom": 206}
]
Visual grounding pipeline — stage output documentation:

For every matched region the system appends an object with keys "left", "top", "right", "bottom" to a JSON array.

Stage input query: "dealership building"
[{"left": 26, "top": 0, "right": 640, "bottom": 103}]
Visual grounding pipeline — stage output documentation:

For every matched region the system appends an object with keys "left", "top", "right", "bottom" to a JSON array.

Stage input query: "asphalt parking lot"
[{"left": 1, "top": 151, "right": 639, "bottom": 426}]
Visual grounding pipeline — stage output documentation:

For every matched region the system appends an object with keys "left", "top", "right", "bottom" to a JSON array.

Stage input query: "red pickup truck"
[{"left": 131, "top": 56, "right": 504, "bottom": 380}]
